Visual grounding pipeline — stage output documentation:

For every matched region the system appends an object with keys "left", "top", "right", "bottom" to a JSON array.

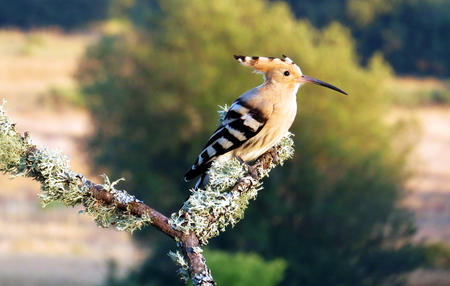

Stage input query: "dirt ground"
[{"left": 404, "top": 107, "right": 450, "bottom": 243}]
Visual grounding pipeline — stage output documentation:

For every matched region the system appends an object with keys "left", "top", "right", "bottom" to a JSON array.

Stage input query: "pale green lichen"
[
  {"left": 0, "top": 102, "right": 150, "bottom": 233},
  {"left": 27, "top": 147, "right": 84, "bottom": 206},
  {"left": 168, "top": 250, "right": 190, "bottom": 283},
  {"left": 207, "top": 156, "right": 247, "bottom": 191},
  {"left": 0, "top": 101, "right": 29, "bottom": 176},
  {"left": 82, "top": 188, "right": 150, "bottom": 232},
  {"left": 0, "top": 132, "right": 28, "bottom": 174},
  {"left": 169, "top": 247, "right": 214, "bottom": 285}
]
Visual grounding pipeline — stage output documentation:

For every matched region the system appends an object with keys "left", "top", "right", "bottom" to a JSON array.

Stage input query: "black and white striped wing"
[{"left": 184, "top": 100, "right": 267, "bottom": 181}]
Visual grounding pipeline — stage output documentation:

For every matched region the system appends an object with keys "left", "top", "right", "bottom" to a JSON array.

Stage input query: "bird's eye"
[{"left": 283, "top": 71, "right": 290, "bottom": 76}]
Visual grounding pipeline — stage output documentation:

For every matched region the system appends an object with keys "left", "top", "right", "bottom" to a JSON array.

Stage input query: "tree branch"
[
  {"left": 86, "top": 179, "right": 183, "bottom": 240},
  {"left": 83, "top": 174, "right": 215, "bottom": 285},
  {"left": 0, "top": 103, "right": 293, "bottom": 285}
]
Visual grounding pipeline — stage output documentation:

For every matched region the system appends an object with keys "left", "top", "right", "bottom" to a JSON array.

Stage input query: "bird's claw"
[
  {"left": 269, "top": 147, "right": 279, "bottom": 165},
  {"left": 237, "top": 156, "right": 259, "bottom": 179},
  {"left": 246, "top": 164, "right": 259, "bottom": 180}
]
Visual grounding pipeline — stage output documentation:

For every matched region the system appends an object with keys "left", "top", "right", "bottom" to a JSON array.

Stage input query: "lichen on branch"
[{"left": 0, "top": 101, "right": 150, "bottom": 232}]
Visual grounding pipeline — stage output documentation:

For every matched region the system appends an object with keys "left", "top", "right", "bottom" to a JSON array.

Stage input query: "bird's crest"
[{"left": 233, "top": 55, "right": 302, "bottom": 75}]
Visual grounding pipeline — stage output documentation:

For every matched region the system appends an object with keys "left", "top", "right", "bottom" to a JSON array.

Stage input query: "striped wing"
[{"left": 184, "top": 100, "right": 267, "bottom": 181}]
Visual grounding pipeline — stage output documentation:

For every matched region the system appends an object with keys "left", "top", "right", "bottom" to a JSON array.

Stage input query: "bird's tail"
[
  {"left": 194, "top": 173, "right": 209, "bottom": 190},
  {"left": 184, "top": 161, "right": 212, "bottom": 182}
]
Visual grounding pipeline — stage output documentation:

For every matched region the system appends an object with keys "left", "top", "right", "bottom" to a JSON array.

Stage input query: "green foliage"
[
  {"left": 0, "top": 0, "right": 109, "bottom": 30},
  {"left": 78, "top": 0, "right": 425, "bottom": 284},
  {"left": 204, "top": 250, "right": 286, "bottom": 286},
  {"left": 423, "top": 243, "right": 450, "bottom": 269},
  {"left": 283, "top": 0, "right": 450, "bottom": 76}
]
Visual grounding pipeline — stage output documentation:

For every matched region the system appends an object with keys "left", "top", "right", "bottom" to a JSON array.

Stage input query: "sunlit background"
[{"left": 0, "top": 0, "right": 449, "bottom": 285}]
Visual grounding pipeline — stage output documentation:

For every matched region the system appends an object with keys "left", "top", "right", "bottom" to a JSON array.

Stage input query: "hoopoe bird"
[{"left": 185, "top": 55, "right": 347, "bottom": 188}]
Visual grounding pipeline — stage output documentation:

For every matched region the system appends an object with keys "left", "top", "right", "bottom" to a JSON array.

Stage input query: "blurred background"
[{"left": 0, "top": 0, "right": 449, "bottom": 285}]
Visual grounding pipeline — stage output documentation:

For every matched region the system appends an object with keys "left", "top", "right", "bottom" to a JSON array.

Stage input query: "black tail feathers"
[{"left": 184, "top": 162, "right": 212, "bottom": 182}]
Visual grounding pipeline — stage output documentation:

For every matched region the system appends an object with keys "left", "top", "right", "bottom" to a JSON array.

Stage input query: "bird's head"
[{"left": 233, "top": 55, "right": 347, "bottom": 95}]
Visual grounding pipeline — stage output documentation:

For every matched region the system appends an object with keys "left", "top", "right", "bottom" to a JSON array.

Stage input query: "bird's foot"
[
  {"left": 236, "top": 156, "right": 259, "bottom": 180},
  {"left": 268, "top": 147, "right": 279, "bottom": 165}
]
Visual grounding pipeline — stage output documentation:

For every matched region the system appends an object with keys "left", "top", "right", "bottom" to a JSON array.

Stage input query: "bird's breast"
[
  {"left": 269, "top": 84, "right": 299, "bottom": 132},
  {"left": 234, "top": 86, "right": 298, "bottom": 161}
]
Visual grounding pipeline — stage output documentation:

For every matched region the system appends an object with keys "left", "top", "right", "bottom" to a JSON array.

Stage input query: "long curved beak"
[{"left": 300, "top": 75, "right": 348, "bottom": 95}]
